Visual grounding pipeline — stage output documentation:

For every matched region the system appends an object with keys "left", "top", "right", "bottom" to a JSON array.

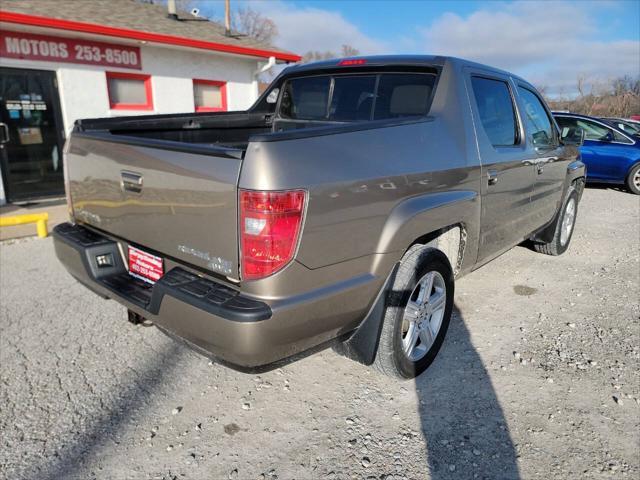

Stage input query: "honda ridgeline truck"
[{"left": 53, "top": 56, "right": 586, "bottom": 379}]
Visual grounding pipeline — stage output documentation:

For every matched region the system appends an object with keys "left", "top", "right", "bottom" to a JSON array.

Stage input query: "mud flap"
[
  {"left": 531, "top": 181, "right": 580, "bottom": 244},
  {"left": 332, "top": 263, "right": 400, "bottom": 365}
]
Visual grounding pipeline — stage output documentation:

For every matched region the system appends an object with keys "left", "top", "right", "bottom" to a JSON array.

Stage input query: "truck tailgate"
[{"left": 66, "top": 132, "right": 242, "bottom": 279}]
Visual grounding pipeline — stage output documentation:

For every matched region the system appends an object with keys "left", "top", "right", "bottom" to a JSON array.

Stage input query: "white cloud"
[
  {"left": 211, "top": 0, "right": 638, "bottom": 95},
  {"left": 240, "top": 0, "right": 388, "bottom": 56},
  {"left": 420, "top": 1, "right": 639, "bottom": 94}
]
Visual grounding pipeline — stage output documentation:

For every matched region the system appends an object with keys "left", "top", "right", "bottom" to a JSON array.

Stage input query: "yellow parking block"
[{"left": 0, "top": 213, "right": 49, "bottom": 238}]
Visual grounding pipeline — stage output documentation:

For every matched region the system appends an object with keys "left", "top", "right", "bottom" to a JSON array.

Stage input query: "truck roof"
[{"left": 283, "top": 55, "right": 527, "bottom": 83}]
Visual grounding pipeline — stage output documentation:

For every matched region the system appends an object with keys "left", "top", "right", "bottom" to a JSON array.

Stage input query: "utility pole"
[{"left": 225, "top": 0, "right": 231, "bottom": 36}]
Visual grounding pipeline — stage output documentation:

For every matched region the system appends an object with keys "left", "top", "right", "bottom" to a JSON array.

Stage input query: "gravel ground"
[{"left": 1, "top": 186, "right": 638, "bottom": 480}]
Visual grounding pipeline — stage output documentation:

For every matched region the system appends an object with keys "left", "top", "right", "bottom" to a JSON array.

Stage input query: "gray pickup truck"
[{"left": 53, "top": 56, "right": 585, "bottom": 379}]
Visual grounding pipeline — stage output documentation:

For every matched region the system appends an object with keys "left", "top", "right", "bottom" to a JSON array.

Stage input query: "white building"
[{"left": 0, "top": 0, "right": 299, "bottom": 204}]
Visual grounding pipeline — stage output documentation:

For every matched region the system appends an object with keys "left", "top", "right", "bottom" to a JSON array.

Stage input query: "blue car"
[{"left": 553, "top": 113, "right": 640, "bottom": 194}]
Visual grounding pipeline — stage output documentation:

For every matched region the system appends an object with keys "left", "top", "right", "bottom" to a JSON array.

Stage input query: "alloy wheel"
[{"left": 401, "top": 270, "right": 447, "bottom": 362}]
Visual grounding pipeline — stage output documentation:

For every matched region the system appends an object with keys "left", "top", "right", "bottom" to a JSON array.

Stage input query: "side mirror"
[
  {"left": 560, "top": 126, "right": 584, "bottom": 146},
  {"left": 603, "top": 131, "right": 614, "bottom": 142}
]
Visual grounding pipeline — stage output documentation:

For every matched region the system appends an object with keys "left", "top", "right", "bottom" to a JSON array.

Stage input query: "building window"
[
  {"left": 193, "top": 79, "right": 227, "bottom": 112},
  {"left": 106, "top": 72, "right": 153, "bottom": 110}
]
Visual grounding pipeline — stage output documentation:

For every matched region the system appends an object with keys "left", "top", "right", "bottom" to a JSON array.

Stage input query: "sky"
[{"left": 196, "top": 0, "right": 640, "bottom": 96}]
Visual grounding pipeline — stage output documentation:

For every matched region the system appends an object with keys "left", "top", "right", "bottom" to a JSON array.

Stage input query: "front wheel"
[
  {"left": 534, "top": 188, "right": 579, "bottom": 256},
  {"left": 626, "top": 163, "right": 640, "bottom": 195},
  {"left": 374, "top": 246, "right": 454, "bottom": 379}
]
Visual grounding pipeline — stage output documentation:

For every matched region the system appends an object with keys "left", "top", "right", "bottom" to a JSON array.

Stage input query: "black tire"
[
  {"left": 534, "top": 188, "right": 579, "bottom": 256},
  {"left": 373, "top": 246, "right": 454, "bottom": 379},
  {"left": 626, "top": 163, "right": 640, "bottom": 195}
]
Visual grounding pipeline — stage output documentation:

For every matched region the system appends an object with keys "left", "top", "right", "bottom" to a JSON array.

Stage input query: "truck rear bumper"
[{"left": 53, "top": 223, "right": 383, "bottom": 371}]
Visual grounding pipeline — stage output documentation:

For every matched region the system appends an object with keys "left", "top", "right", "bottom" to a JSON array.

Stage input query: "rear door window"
[
  {"left": 611, "top": 129, "right": 632, "bottom": 143},
  {"left": 517, "top": 87, "right": 555, "bottom": 146},
  {"left": 577, "top": 119, "right": 610, "bottom": 140},
  {"left": 471, "top": 77, "right": 518, "bottom": 147},
  {"left": 575, "top": 118, "right": 630, "bottom": 143}
]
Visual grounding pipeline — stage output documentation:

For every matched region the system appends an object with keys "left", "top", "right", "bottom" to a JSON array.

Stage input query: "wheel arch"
[
  {"left": 405, "top": 224, "right": 466, "bottom": 277},
  {"left": 531, "top": 162, "right": 585, "bottom": 243},
  {"left": 625, "top": 160, "right": 640, "bottom": 180},
  {"left": 374, "top": 189, "right": 480, "bottom": 275},
  {"left": 335, "top": 219, "right": 469, "bottom": 367}
]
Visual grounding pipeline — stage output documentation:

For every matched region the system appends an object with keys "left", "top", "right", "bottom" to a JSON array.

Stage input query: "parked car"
[
  {"left": 600, "top": 118, "right": 640, "bottom": 138},
  {"left": 554, "top": 113, "right": 640, "bottom": 194},
  {"left": 53, "top": 56, "right": 585, "bottom": 379}
]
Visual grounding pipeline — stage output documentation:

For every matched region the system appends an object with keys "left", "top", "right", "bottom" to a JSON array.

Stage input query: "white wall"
[
  {"left": 0, "top": 42, "right": 261, "bottom": 134},
  {"left": 141, "top": 45, "right": 258, "bottom": 113},
  {"left": 0, "top": 36, "right": 265, "bottom": 204}
]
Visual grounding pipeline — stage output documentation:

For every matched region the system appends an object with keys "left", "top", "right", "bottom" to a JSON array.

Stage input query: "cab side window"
[
  {"left": 577, "top": 118, "right": 630, "bottom": 143},
  {"left": 555, "top": 116, "right": 578, "bottom": 139},
  {"left": 612, "top": 130, "right": 632, "bottom": 143},
  {"left": 577, "top": 119, "right": 611, "bottom": 141},
  {"left": 471, "top": 77, "right": 518, "bottom": 147},
  {"left": 556, "top": 117, "right": 632, "bottom": 144},
  {"left": 518, "top": 87, "right": 555, "bottom": 146}
]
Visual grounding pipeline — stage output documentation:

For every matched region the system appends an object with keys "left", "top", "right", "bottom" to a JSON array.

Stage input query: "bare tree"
[
  {"left": 341, "top": 45, "right": 360, "bottom": 57},
  {"left": 545, "top": 75, "right": 640, "bottom": 118},
  {"left": 302, "top": 50, "right": 336, "bottom": 63},
  {"left": 232, "top": 7, "right": 278, "bottom": 44},
  {"left": 302, "top": 45, "right": 360, "bottom": 63},
  {"left": 576, "top": 74, "right": 587, "bottom": 99},
  {"left": 535, "top": 84, "right": 548, "bottom": 97}
]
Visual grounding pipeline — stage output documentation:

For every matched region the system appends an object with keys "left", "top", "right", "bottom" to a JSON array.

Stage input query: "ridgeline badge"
[{"left": 177, "top": 245, "right": 233, "bottom": 275}]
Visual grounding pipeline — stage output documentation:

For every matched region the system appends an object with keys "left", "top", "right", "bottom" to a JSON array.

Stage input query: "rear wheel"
[
  {"left": 534, "top": 188, "right": 579, "bottom": 256},
  {"left": 374, "top": 246, "right": 454, "bottom": 379},
  {"left": 626, "top": 164, "right": 640, "bottom": 195}
]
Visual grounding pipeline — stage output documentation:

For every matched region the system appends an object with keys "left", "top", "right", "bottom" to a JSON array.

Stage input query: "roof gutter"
[{"left": 0, "top": 10, "right": 301, "bottom": 62}]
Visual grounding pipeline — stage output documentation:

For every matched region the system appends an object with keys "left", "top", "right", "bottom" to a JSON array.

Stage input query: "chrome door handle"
[
  {"left": 535, "top": 145, "right": 558, "bottom": 154},
  {"left": 120, "top": 170, "right": 143, "bottom": 193},
  {"left": 487, "top": 169, "right": 498, "bottom": 185},
  {"left": 537, "top": 164, "right": 544, "bottom": 174}
]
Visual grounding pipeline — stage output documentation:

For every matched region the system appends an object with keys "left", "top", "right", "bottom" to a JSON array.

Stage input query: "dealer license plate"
[{"left": 128, "top": 245, "right": 164, "bottom": 284}]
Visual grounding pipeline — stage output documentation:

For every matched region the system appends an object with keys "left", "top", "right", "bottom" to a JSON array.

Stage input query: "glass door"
[{"left": 0, "top": 67, "right": 65, "bottom": 202}]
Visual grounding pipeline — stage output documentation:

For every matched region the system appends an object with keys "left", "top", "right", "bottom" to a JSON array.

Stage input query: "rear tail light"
[{"left": 240, "top": 189, "right": 307, "bottom": 280}]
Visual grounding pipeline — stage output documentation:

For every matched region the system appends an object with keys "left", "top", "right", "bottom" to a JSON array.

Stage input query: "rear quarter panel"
[{"left": 240, "top": 59, "right": 482, "bottom": 282}]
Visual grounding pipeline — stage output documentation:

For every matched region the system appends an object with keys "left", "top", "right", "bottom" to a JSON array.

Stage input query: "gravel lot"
[{"left": 1, "top": 186, "right": 638, "bottom": 480}]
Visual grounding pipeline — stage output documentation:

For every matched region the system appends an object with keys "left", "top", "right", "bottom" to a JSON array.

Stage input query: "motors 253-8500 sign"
[{"left": 0, "top": 30, "right": 142, "bottom": 69}]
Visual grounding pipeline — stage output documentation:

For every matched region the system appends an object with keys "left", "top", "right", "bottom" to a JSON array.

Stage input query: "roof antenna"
[
  {"left": 225, "top": 0, "right": 231, "bottom": 36},
  {"left": 167, "top": 0, "right": 178, "bottom": 20}
]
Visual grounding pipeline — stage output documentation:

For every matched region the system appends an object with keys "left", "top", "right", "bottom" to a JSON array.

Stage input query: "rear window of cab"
[{"left": 279, "top": 73, "right": 437, "bottom": 122}]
